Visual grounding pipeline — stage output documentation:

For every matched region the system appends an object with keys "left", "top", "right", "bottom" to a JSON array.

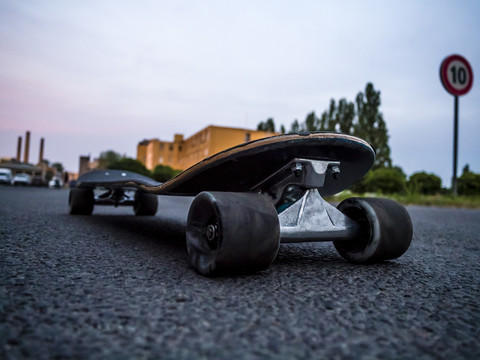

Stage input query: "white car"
[
  {"left": 49, "top": 178, "right": 63, "bottom": 188},
  {"left": 12, "top": 173, "right": 32, "bottom": 186},
  {"left": 0, "top": 168, "right": 13, "bottom": 185}
]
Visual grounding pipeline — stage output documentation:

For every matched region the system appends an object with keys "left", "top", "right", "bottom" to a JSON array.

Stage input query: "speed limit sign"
[
  {"left": 440, "top": 54, "right": 473, "bottom": 96},
  {"left": 440, "top": 54, "right": 474, "bottom": 196}
]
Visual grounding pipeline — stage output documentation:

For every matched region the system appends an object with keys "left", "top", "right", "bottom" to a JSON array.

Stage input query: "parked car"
[
  {"left": 49, "top": 178, "right": 63, "bottom": 188},
  {"left": 12, "top": 173, "right": 32, "bottom": 186},
  {"left": 31, "top": 176, "right": 47, "bottom": 187},
  {"left": 0, "top": 168, "right": 13, "bottom": 185}
]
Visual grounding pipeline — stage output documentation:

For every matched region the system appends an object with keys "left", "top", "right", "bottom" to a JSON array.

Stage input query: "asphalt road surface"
[{"left": 1, "top": 187, "right": 479, "bottom": 359}]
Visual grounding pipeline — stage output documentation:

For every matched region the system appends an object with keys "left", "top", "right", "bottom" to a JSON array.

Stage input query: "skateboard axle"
[
  {"left": 205, "top": 224, "right": 219, "bottom": 249},
  {"left": 206, "top": 224, "right": 217, "bottom": 241}
]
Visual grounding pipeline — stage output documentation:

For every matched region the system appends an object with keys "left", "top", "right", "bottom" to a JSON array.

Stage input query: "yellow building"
[{"left": 137, "top": 125, "right": 279, "bottom": 171}]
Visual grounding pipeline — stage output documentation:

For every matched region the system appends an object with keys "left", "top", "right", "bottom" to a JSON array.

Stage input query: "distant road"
[{"left": 1, "top": 187, "right": 479, "bottom": 359}]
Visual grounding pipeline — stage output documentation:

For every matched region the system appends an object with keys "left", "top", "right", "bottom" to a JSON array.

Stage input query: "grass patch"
[
  {"left": 327, "top": 191, "right": 480, "bottom": 209},
  {"left": 389, "top": 193, "right": 480, "bottom": 208}
]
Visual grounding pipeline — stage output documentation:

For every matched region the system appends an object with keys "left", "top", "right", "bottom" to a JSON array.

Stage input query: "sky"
[{"left": 0, "top": 0, "right": 479, "bottom": 186}]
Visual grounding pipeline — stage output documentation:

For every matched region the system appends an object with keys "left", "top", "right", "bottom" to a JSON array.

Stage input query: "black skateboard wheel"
[
  {"left": 133, "top": 192, "right": 158, "bottom": 216},
  {"left": 69, "top": 188, "right": 94, "bottom": 215},
  {"left": 334, "top": 197, "right": 413, "bottom": 263},
  {"left": 186, "top": 192, "right": 280, "bottom": 275}
]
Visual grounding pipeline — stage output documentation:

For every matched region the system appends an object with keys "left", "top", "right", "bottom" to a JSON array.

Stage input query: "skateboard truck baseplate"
[
  {"left": 252, "top": 158, "right": 360, "bottom": 244},
  {"left": 95, "top": 188, "right": 135, "bottom": 207},
  {"left": 279, "top": 189, "right": 360, "bottom": 243},
  {"left": 251, "top": 158, "right": 340, "bottom": 207}
]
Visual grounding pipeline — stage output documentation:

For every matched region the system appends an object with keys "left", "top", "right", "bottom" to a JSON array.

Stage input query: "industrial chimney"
[
  {"left": 39, "top": 138, "right": 45, "bottom": 164},
  {"left": 24, "top": 131, "right": 30, "bottom": 163},
  {"left": 16, "top": 136, "right": 22, "bottom": 162}
]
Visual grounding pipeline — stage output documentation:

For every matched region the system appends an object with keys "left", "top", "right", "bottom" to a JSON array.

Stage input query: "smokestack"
[
  {"left": 39, "top": 138, "right": 45, "bottom": 164},
  {"left": 16, "top": 136, "right": 22, "bottom": 162},
  {"left": 24, "top": 131, "right": 30, "bottom": 163}
]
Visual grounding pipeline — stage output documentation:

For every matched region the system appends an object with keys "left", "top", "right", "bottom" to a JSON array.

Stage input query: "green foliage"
[
  {"left": 51, "top": 162, "right": 64, "bottom": 173},
  {"left": 280, "top": 83, "right": 392, "bottom": 169},
  {"left": 360, "top": 167, "right": 406, "bottom": 194},
  {"left": 257, "top": 117, "right": 285, "bottom": 134},
  {"left": 152, "top": 164, "right": 182, "bottom": 182},
  {"left": 408, "top": 172, "right": 442, "bottom": 195},
  {"left": 314, "top": 99, "right": 356, "bottom": 133},
  {"left": 330, "top": 166, "right": 480, "bottom": 207},
  {"left": 354, "top": 84, "right": 391, "bottom": 169},
  {"left": 98, "top": 150, "right": 122, "bottom": 169},
  {"left": 290, "top": 119, "right": 300, "bottom": 133},
  {"left": 107, "top": 158, "right": 151, "bottom": 177},
  {"left": 304, "top": 111, "right": 317, "bottom": 132},
  {"left": 102, "top": 154, "right": 182, "bottom": 182},
  {"left": 257, "top": 118, "right": 276, "bottom": 132},
  {"left": 328, "top": 193, "right": 480, "bottom": 209},
  {"left": 458, "top": 170, "right": 480, "bottom": 196}
]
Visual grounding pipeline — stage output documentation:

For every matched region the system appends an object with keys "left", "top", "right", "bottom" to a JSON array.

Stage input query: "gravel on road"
[{"left": 1, "top": 187, "right": 479, "bottom": 359}]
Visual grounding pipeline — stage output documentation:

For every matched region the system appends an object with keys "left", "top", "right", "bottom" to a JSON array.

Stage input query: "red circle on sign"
[{"left": 440, "top": 54, "right": 474, "bottom": 96}]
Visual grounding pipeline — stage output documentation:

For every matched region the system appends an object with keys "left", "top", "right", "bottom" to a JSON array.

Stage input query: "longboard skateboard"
[{"left": 69, "top": 132, "right": 413, "bottom": 275}]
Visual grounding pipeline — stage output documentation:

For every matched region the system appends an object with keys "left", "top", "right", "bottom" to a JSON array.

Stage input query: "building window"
[{"left": 245, "top": 133, "right": 251, "bottom": 142}]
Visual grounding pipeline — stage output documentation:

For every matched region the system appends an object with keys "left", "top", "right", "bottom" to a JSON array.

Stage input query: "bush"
[
  {"left": 458, "top": 171, "right": 480, "bottom": 195},
  {"left": 107, "top": 158, "right": 151, "bottom": 177},
  {"left": 408, "top": 171, "right": 442, "bottom": 195},
  {"left": 152, "top": 165, "right": 181, "bottom": 182},
  {"left": 362, "top": 167, "right": 407, "bottom": 194}
]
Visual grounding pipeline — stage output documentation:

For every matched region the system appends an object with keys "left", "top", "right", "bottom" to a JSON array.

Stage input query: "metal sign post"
[
  {"left": 453, "top": 95, "right": 458, "bottom": 195},
  {"left": 440, "top": 54, "right": 473, "bottom": 196}
]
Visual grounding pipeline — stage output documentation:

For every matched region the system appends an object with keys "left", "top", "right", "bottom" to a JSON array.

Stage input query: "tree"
[
  {"left": 290, "top": 119, "right": 300, "bottom": 133},
  {"left": 316, "top": 98, "right": 355, "bottom": 133},
  {"left": 51, "top": 162, "right": 64, "bottom": 173},
  {"left": 260, "top": 83, "right": 392, "bottom": 168},
  {"left": 107, "top": 158, "right": 151, "bottom": 177},
  {"left": 304, "top": 111, "right": 318, "bottom": 132},
  {"left": 318, "top": 112, "right": 328, "bottom": 132},
  {"left": 363, "top": 167, "right": 406, "bottom": 194},
  {"left": 458, "top": 167, "right": 480, "bottom": 195},
  {"left": 349, "top": 166, "right": 406, "bottom": 194},
  {"left": 354, "top": 83, "right": 391, "bottom": 169},
  {"left": 335, "top": 98, "right": 355, "bottom": 134},
  {"left": 257, "top": 118, "right": 276, "bottom": 132},
  {"left": 318, "top": 99, "right": 339, "bottom": 132},
  {"left": 98, "top": 150, "right": 122, "bottom": 169},
  {"left": 152, "top": 164, "right": 182, "bottom": 182},
  {"left": 408, "top": 172, "right": 442, "bottom": 195},
  {"left": 288, "top": 111, "right": 323, "bottom": 133},
  {"left": 285, "top": 83, "right": 392, "bottom": 168}
]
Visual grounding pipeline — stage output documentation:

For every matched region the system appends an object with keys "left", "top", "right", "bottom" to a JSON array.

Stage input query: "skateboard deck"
[
  {"left": 75, "top": 132, "right": 375, "bottom": 197},
  {"left": 69, "top": 132, "right": 413, "bottom": 276}
]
